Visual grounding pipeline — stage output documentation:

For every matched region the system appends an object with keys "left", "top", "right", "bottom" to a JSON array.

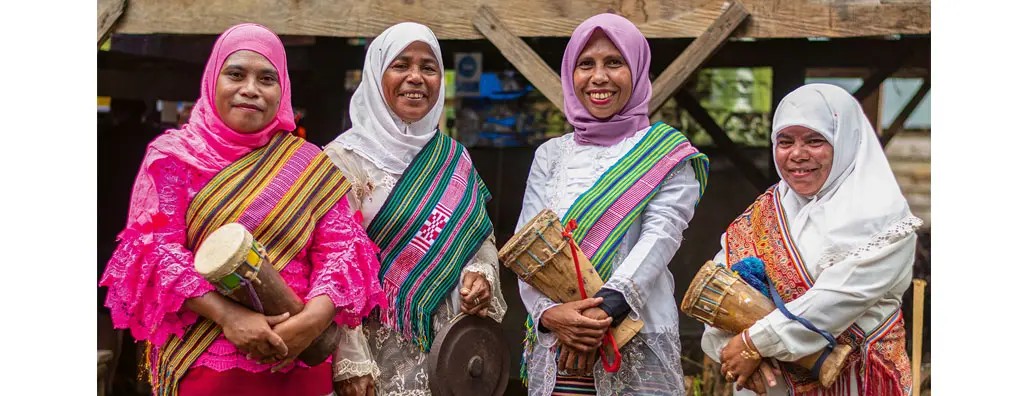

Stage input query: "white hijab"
[
  {"left": 771, "top": 83, "right": 920, "bottom": 270},
  {"left": 332, "top": 22, "right": 446, "bottom": 175}
]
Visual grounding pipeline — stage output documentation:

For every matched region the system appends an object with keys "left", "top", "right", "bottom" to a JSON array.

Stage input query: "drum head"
[
  {"left": 194, "top": 223, "right": 252, "bottom": 280},
  {"left": 428, "top": 314, "right": 509, "bottom": 396}
]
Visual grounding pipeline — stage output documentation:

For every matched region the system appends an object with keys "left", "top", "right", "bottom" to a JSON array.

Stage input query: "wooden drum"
[
  {"left": 194, "top": 223, "right": 342, "bottom": 366},
  {"left": 498, "top": 209, "right": 644, "bottom": 351},
  {"left": 681, "top": 260, "right": 852, "bottom": 388}
]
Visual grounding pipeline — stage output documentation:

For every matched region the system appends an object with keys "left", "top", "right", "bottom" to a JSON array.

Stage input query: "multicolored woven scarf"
[
  {"left": 366, "top": 133, "right": 493, "bottom": 351},
  {"left": 724, "top": 185, "right": 911, "bottom": 396},
  {"left": 521, "top": 122, "right": 709, "bottom": 383},
  {"left": 148, "top": 132, "right": 351, "bottom": 396}
]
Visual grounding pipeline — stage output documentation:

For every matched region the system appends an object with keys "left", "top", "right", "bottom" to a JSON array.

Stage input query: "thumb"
[
  {"left": 460, "top": 275, "right": 473, "bottom": 296},
  {"left": 265, "top": 312, "right": 291, "bottom": 326},
  {"left": 575, "top": 297, "right": 604, "bottom": 310}
]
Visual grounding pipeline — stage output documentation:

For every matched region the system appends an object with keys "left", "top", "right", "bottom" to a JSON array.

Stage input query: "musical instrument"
[
  {"left": 194, "top": 223, "right": 343, "bottom": 366},
  {"left": 498, "top": 209, "right": 644, "bottom": 366},
  {"left": 428, "top": 314, "right": 509, "bottom": 396},
  {"left": 681, "top": 260, "right": 852, "bottom": 388}
]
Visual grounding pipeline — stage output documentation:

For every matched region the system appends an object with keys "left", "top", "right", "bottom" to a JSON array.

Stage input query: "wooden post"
[
  {"left": 911, "top": 278, "right": 928, "bottom": 396},
  {"left": 473, "top": 6, "right": 564, "bottom": 111},
  {"left": 648, "top": 0, "right": 750, "bottom": 115},
  {"left": 881, "top": 80, "right": 930, "bottom": 147},
  {"left": 676, "top": 90, "right": 770, "bottom": 190},
  {"left": 98, "top": 0, "right": 128, "bottom": 47}
]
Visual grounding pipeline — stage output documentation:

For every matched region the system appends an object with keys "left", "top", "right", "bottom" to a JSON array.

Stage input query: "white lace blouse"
[
  {"left": 323, "top": 143, "right": 507, "bottom": 394},
  {"left": 517, "top": 128, "right": 701, "bottom": 396}
]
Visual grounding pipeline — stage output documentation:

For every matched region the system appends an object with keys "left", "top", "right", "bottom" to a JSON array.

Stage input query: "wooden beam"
[
  {"left": 98, "top": 0, "right": 128, "bottom": 46},
  {"left": 881, "top": 80, "right": 929, "bottom": 147},
  {"left": 473, "top": 5, "right": 564, "bottom": 111},
  {"left": 648, "top": 0, "right": 749, "bottom": 115},
  {"left": 853, "top": 60, "right": 905, "bottom": 102},
  {"left": 116, "top": 0, "right": 930, "bottom": 39},
  {"left": 676, "top": 90, "right": 771, "bottom": 190}
]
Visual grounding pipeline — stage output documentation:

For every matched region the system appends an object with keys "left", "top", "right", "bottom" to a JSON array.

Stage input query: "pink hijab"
[
  {"left": 123, "top": 23, "right": 294, "bottom": 231},
  {"left": 561, "top": 13, "right": 652, "bottom": 146}
]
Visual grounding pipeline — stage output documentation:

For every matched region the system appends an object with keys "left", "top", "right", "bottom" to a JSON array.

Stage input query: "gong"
[{"left": 428, "top": 314, "right": 509, "bottom": 396}]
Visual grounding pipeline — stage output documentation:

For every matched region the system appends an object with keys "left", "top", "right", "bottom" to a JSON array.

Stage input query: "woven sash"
[
  {"left": 150, "top": 132, "right": 350, "bottom": 396},
  {"left": 366, "top": 133, "right": 492, "bottom": 351}
]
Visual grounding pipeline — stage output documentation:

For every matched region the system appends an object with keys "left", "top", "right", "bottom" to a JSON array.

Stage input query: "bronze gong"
[{"left": 427, "top": 314, "right": 509, "bottom": 396}]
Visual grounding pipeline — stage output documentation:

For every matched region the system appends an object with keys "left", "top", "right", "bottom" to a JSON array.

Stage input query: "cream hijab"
[
  {"left": 771, "top": 83, "right": 921, "bottom": 270},
  {"left": 331, "top": 22, "right": 446, "bottom": 175}
]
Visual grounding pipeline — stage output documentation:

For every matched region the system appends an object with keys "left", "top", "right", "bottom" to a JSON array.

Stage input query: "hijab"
[
  {"left": 561, "top": 13, "right": 652, "bottom": 146},
  {"left": 331, "top": 22, "right": 445, "bottom": 175}
]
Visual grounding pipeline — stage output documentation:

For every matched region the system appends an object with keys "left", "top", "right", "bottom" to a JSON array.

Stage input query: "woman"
[
  {"left": 701, "top": 83, "right": 920, "bottom": 396},
  {"left": 98, "top": 23, "right": 385, "bottom": 396},
  {"left": 516, "top": 14, "right": 709, "bottom": 396},
  {"left": 324, "top": 22, "right": 507, "bottom": 395}
]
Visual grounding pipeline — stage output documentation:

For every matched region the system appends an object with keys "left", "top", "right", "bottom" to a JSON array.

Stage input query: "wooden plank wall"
[{"left": 116, "top": 0, "right": 930, "bottom": 39}]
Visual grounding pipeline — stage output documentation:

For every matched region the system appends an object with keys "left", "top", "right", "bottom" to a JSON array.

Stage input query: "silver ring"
[{"left": 474, "top": 297, "right": 480, "bottom": 305}]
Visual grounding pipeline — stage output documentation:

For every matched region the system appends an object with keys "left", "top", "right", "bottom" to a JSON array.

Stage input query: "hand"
[
  {"left": 460, "top": 272, "right": 492, "bottom": 317},
  {"left": 220, "top": 309, "right": 290, "bottom": 362},
  {"left": 719, "top": 332, "right": 761, "bottom": 386},
  {"left": 737, "top": 361, "right": 780, "bottom": 394},
  {"left": 334, "top": 375, "right": 376, "bottom": 396},
  {"left": 557, "top": 345, "right": 598, "bottom": 376},
  {"left": 539, "top": 298, "right": 612, "bottom": 352},
  {"left": 265, "top": 296, "right": 337, "bottom": 371}
]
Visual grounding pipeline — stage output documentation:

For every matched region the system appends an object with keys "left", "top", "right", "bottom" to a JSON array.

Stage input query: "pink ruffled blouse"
[{"left": 99, "top": 152, "right": 386, "bottom": 373}]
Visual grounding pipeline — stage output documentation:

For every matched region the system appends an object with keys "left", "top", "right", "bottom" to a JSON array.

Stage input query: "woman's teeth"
[
  {"left": 403, "top": 93, "right": 424, "bottom": 99},
  {"left": 590, "top": 92, "right": 612, "bottom": 100}
]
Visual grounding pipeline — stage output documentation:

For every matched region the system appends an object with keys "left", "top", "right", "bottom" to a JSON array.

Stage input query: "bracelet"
[{"left": 740, "top": 330, "right": 761, "bottom": 360}]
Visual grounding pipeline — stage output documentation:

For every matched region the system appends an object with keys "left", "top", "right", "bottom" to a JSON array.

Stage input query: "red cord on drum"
[{"left": 562, "top": 219, "right": 622, "bottom": 373}]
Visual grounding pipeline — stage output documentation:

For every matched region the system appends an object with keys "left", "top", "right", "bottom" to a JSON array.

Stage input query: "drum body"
[
  {"left": 680, "top": 261, "right": 852, "bottom": 388},
  {"left": 498, "top": 209, "right": 644, "bottom": 349},
  {"left": 194, "top": 223, "right": 342, "bottom": 366}
]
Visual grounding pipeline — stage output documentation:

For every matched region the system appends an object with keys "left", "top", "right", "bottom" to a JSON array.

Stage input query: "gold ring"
[
  {"left": 474, "top": 297, "right": 480, "bottom": 305},
  {"left": 725, "top": 371, "right": 735, "bottom": 381}
]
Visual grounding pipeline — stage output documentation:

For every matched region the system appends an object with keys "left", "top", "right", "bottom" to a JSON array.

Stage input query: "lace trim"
[
  {"left": 815, "top": 215, "right": 923, "bottom": 270},
  {"left": 333, "top": 359, "right": 381, "bottom": 381},
  {"left": 603, "top": 277, "right": 645, "bottom": 316}
]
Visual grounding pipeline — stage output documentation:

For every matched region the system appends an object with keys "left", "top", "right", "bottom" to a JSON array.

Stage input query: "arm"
[
  {"left": 748, "top": 231, "right": 916, "bottom": 361},
  {"left": 600, "top": 163, "right": 700, "bottom": 315},
  {"left": 460, "top": 233, "right": 508, "bottom": 322}
]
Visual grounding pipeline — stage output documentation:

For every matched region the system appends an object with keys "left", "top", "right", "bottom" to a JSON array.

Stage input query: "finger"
[
  {"left": 584, "top": 350, "right": 597, "bottom": 376},
  {"left": 271, "top": 356, "right": 295, "bottom": 373},
  {"left": 266, "top": 332, "right": 289, "bottom": 358},
  {"left": 265, "top": 312, "right": 291, "bottom": 326},
  {"left": 557, "top": 348, "right": 569, "bottom": 372},
  {"left": 759, "top": 363, "right": 777, "bottom": 387},
  {"left": 568, "top": 297, "right": 604, "bottom": 311},
  {"left": 475, "top": 307, "right": 489, "bottom": 318},
  {"left": 367, "top": 383, "right": 376, "bottom": 396},
  {"left": 573, "top": 316, "right": 613, "bottom": 331}
]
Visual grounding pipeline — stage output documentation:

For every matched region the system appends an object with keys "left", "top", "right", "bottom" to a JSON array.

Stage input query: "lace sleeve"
[
  {"left": 98, "top": 155, "right": 215, "bottom": 346},
  {"left": 461, "top": 233, "right": 507, "bottom": 322},
  {"left": 332, "top": 325, "right": 381, "bottom": 382},
  {"left": 307, "top": 199, "right": 387, "bottom": 328}
]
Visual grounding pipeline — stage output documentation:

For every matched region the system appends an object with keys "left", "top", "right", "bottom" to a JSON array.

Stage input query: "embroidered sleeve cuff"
[{"left": 532, "top": 298, "right": 559, "bottom": 346}]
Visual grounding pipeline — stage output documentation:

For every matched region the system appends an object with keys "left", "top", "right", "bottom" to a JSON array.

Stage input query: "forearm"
[{"left": 184, "top": 292, "right": 240, "bottom": 326}]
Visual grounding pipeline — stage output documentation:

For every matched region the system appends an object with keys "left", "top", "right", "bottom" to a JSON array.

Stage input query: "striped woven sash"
[
  {"left": 521, "top": 122, "right": 709, "bottom": 383},
  {"left": 367, "top": 133, "right": 492, "bottom": 351},
  {"left": 149, "top": 132, "right": 350, "bottom": 396}
]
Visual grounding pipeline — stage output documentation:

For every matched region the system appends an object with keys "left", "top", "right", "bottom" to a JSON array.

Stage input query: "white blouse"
[
  {"left": 517, "top": 127, "right": 701, "bottom": 395},
  {"left": 323, "top": 144, "right": 507, "bottom": 392}
]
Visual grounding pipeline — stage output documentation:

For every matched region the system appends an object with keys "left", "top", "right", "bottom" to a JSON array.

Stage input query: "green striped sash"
[{"left": 367, "top": 133, "right": 493, "bottom": 351}]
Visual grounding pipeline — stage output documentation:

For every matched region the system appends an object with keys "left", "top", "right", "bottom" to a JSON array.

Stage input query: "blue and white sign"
[{"left": 455, "top": 52, "right": 482, "bottom": 97}]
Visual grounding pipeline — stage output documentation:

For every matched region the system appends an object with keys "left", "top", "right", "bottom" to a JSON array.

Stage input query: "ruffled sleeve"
[
  {"left": 98, "top": 155, "right": 215, "bottom": 346},
  {"left": 306, "top": 198, "right": 387, "bottom": 328}
]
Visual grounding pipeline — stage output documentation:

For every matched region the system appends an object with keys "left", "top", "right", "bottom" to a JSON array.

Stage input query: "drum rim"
[
  {"left": 194, "top": 223, "right": 255, "bottom": 281},
  {"left": 680, "top": 260, "right": 727, "bottom": 314},
  {"left": 497, "top": 208, "right": 561, "bottom": 271},
  {"left": 427, "top": 314, "right": 510, "bottom": 396}
]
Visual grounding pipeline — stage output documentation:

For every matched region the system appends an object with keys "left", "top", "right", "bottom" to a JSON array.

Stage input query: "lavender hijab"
[{"left": 561, "top": 13, "right": 652, "bottom": 146}]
